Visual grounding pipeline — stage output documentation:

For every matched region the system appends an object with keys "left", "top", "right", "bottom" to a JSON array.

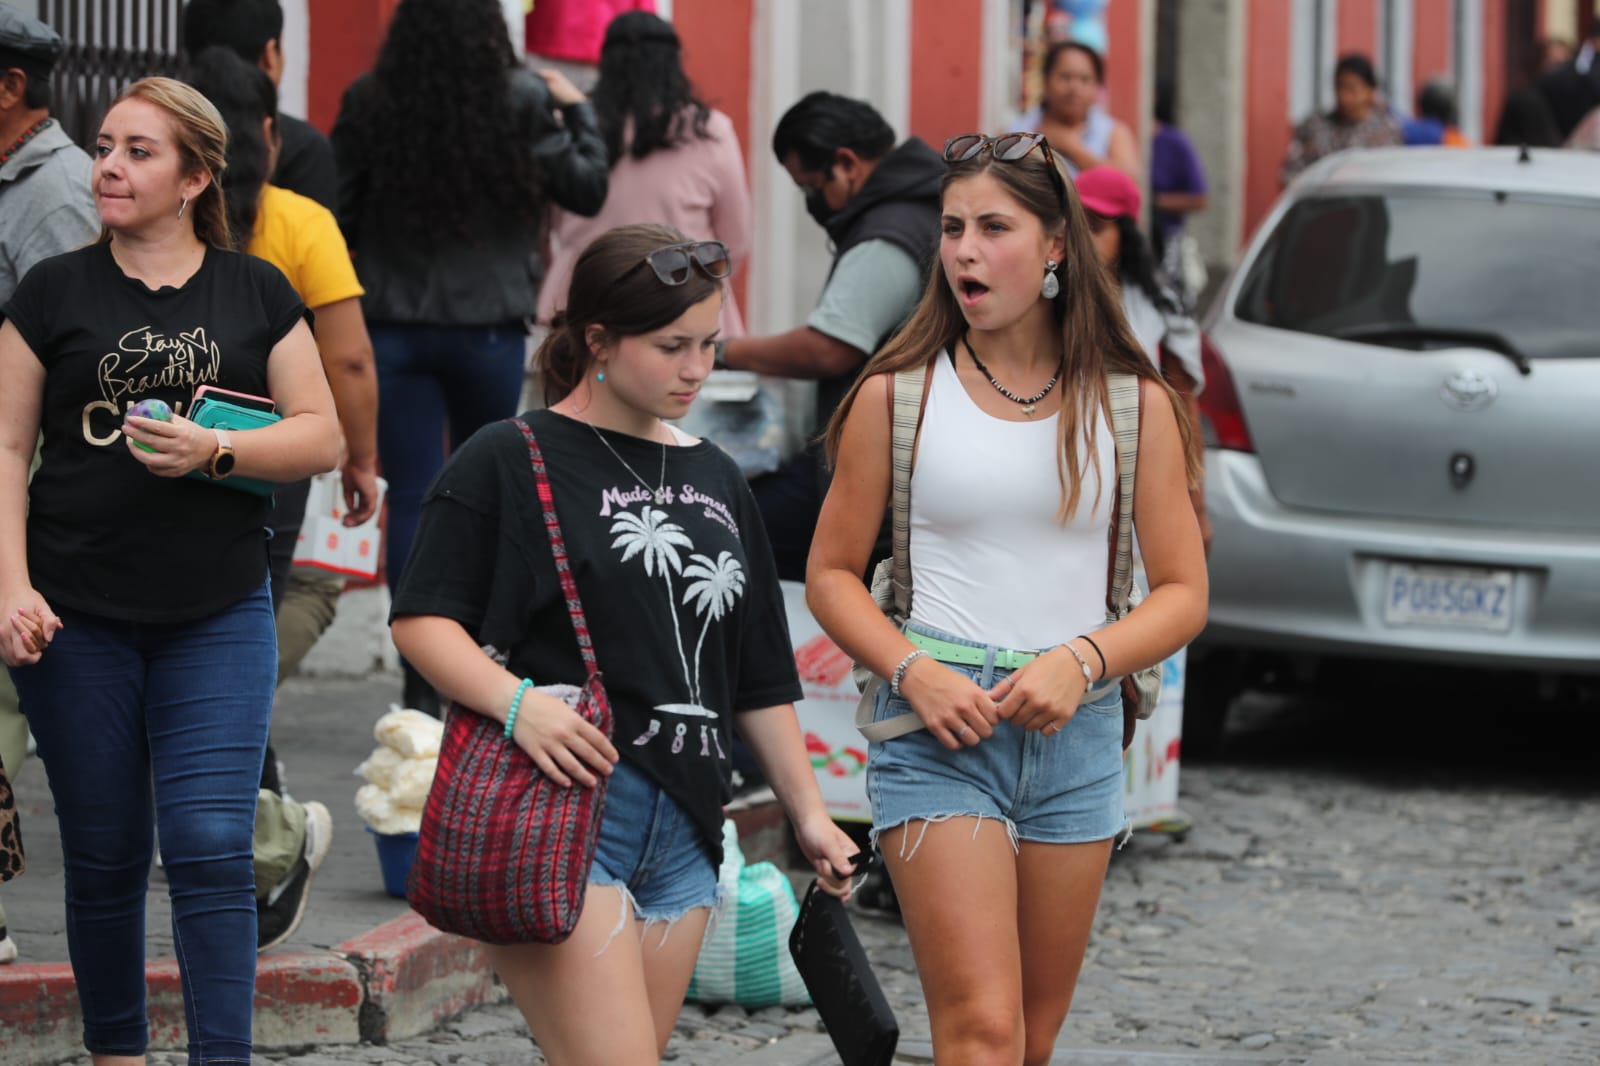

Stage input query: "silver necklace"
[{"left": 583, "top": 417, "right": 670, "bottom": 505}]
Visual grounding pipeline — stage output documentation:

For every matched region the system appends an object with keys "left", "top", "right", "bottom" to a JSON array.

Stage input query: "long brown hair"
[
  {"left": 103, "top": 77, "right": 232, "bottom": 250},
  {"left": 537, "top": 223, "right": 722, "bottom": 405},
  {"left": 823, "top": 145, "right": 1201, "bottom": 521}
]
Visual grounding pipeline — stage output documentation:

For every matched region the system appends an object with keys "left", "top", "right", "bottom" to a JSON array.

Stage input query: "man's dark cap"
[{"left": 0, "top": 7, "right": 65, "bottom": 76}]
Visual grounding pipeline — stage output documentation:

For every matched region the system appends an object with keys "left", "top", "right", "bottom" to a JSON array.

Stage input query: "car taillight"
[{"left": 1198, "top": 333, "right": 1254, "bottom": 453}]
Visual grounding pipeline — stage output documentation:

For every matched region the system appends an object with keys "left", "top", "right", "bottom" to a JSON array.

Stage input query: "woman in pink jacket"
[{"left": 537, "top": 11, "right": 753, "bottom": 337}]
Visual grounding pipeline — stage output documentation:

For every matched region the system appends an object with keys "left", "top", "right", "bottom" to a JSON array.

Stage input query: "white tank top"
[{"left": 908, "top": 351, "right": 1115, "bottom": 650}]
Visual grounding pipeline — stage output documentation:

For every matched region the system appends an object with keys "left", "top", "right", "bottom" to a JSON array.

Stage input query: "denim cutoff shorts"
[
  {"left": 589, "top": 758, "right": 720, "bottom": 924},
  {"left": 867, "top": 621, "right": 1127, "bottom": 855}
]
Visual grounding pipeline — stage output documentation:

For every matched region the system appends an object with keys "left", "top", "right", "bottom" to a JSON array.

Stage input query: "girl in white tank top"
[{"left": 807, "top": 133, "right": 1207, "bottom": 1063}]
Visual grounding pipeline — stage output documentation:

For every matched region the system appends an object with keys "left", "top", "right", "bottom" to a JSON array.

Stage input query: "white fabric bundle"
[{"left": 353, "top": 705, "right": 444, "bottom": 835}]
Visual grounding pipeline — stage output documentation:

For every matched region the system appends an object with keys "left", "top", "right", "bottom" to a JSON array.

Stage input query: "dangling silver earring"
[
  {"left": 177, "top": 197, "right": 189, "bottom": 220},
  {"left": 1041, "top": 260, "right": 1061, "bottom": 300}
]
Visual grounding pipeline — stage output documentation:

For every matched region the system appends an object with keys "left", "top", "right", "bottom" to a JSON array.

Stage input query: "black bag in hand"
[{"left": 788, "top": 879, "right": 899, "bottom": 1066}]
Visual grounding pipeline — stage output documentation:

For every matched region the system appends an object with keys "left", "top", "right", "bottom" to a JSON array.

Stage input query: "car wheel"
[{"left": 1183, "top": 650, "right": 1240, "bottom": 760}]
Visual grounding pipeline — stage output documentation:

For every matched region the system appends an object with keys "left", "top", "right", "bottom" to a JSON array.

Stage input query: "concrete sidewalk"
[{"left": 0, "top": 673, "right": 497, "bottom": 1063}]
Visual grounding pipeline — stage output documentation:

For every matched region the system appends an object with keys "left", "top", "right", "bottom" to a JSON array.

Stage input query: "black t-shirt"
[
  {"left": 272, "top": 114, "right": 338, "bottom": 212},
  {"left": 390, "top": 411, "right": 802, "bottom": 860},
  {"left": 4, "top": 243, "right": 308, "bottom": 622}
]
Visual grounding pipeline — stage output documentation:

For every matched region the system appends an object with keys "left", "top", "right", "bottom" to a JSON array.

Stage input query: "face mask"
[{"left": 804, "top": 188, "right": 835, "bottom": 228}]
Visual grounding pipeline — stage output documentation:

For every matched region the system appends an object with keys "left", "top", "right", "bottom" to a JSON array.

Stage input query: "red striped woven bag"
[{"left": 406, "top": 419, "right": 613, "bottom": 944}]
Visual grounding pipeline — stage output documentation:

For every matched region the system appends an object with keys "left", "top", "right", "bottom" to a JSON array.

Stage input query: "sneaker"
[
  {"left": 0, "top": 929, "right": 17, "bottom": 964},
  {"left": 257, "top": 800, "right": 333, "bottom": 953}
]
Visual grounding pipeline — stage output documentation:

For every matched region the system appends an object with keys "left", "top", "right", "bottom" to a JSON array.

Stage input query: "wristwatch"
[
  {"left": 712, "top": 339, "right": 730, "bottom": 371},
  {"left": 206, "top": 428, "right": 236, "bottom": 480}
]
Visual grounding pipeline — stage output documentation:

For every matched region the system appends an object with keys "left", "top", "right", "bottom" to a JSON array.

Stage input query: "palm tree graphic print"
[{"left": 609, "top": 506, "right": 745, "bottom": 757}]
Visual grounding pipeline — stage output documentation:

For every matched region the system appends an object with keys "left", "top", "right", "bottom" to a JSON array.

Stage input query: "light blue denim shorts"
[
  {"left": 589, "top": 758, "right": 720, "bottom": 925},
  {"left": 867, "top": 622, "right": 1126, "bottom": 856}
]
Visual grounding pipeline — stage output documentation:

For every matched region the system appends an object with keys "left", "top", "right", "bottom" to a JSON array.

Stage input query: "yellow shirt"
[{"left": 248, "top": 184, "right": 363, "bottom": 310}]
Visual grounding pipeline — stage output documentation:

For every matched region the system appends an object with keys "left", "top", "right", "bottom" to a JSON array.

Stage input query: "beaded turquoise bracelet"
[{"left": 504, "top": 678, "right": 533, "bottom": 742}]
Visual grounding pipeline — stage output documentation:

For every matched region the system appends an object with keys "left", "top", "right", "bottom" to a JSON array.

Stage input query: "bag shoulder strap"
[
  {"left": 855, "top": 363, "right": 934, "bottom": 744},
  {"left": 512, "top": 419, "right": 600, "bottom": 678},
  {"left": 1105, "top": 373, "right": 1142, "bottom": 619},
  {"left": 886, "top": 361, "right": 932, "bottom": 620}
]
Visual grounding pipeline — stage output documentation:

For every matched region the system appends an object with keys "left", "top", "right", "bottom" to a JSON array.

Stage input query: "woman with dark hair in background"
[
  {"left": 1017, "top": 40, "right": 1140, "bottom": 177},
  {"left": 331, "top": 0, "right": 608, "bottom": 715},
  {"left": 1281, "top": 52, "right": 1403, "bottom": 185},
  {"left": 392, "top": 224, "right": 856, "bottom": 1063},
  {"left": 536, "top": 11, "right": 752, "bottom": 338},
  {"left": 1076, "top": 164, "right": 1210, "bottom": 551}
]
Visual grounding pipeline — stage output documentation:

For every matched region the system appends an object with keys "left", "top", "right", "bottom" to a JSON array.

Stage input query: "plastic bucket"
[{"left": 367, "top": 827, "right": 419, "bottom": 898}]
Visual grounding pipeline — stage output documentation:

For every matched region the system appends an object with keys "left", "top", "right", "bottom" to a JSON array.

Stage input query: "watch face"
[{"left": 212, "top": 451, "right": 236, "bottom": 477}]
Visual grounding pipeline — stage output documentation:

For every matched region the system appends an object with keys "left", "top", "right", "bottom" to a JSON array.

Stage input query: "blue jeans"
[
  {"left": 372, "top": 323, "right": 526, "bottom": 594},
  {"left": 589, "top": 759, "right": 719, "bottom": 929},
  {"left": 9, "top": 583, "right": 276, "bottom": 1063},
  {"left": 866, "top": 621, "right": 1126, "bottom": 855}
]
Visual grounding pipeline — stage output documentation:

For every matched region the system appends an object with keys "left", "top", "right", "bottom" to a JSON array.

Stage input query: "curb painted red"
[
  {"left": 0, "top": 951, "right": 364, "bottom": 1064},
  {"left": 1, "top": 808, "right": 787, "bottom": 1062},
  {"left": 338, "top": 913, "right": 505, "bottom": 1043}
]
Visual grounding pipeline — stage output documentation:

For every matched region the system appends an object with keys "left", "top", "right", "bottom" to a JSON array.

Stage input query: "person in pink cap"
[{"left": 1076, "top": 165, "right": 1209, "bottom": 551}]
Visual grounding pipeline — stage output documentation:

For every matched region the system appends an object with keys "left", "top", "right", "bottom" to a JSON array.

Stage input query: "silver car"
[{"left": 1189, "top": 146, "right": 1600, "bottom": 751}]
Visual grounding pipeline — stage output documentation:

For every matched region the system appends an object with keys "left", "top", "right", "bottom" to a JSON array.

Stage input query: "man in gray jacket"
[
  {"left": 0, "top": 5, "right": 98, "bottom": 966},
  {"left": 1, "top": 7, "right": 97, "bottom": 305}
]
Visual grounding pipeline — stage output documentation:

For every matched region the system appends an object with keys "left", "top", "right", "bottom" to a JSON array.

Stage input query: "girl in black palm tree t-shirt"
[{"left": 390, "top": 224, "right": 858, "bottom": 1063}]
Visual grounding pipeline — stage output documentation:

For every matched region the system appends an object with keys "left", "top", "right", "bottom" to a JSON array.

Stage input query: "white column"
[
  {"left": 1290, "top": 0, "right": 1318, "bottom": 123},
  {"left": 501, "top": 0, "right": 524, "bottom": 57},
  {"left": 1385, "top": 0, "right": 1414, "bottom": 116},
  {"left": 1316, "top": 0, "right": 1339, "bottom": 112},
  {"left": 980, "top": 0, "right": 1018, "bottom": 131},
  {"left": 280, "top": 0, "right": 310, "bottom": 119},
  {"left": 1455, "top": 0, "right": 1483, "bottom": 142},
  {"left": 880, "top": 0, "right": 911, "bottom": 138},
  {"left": 747, "top": 0, "right": 802, "bottom": 338}
]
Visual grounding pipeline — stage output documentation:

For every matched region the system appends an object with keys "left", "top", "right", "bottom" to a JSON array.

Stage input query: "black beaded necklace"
[
  {"left": 1, "top": 118, "right": 54, "bottom": 168},
  {"left": 960, "top": 334, "right": 1063, "bottom": 416}
]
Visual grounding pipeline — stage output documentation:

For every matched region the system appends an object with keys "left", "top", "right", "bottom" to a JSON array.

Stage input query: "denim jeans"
[
  {"left": 371, "top": 323, "right": 527, "bottom": 594},
  {"left": 9, "top": 582, "right": 276, "bottom": 1063}
]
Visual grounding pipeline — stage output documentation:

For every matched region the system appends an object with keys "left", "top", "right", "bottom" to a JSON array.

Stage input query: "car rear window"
[{"left": 1234, "top": 191, "right": 1600, "bottom": 361}]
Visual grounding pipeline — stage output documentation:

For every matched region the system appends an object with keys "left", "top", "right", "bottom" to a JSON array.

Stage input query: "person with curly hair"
[
  {"left": 330, "top": 0, "right": 608, "bottom": 715},
  {"left": 536, "top": 11, "right": 752, "bottom": 338}
]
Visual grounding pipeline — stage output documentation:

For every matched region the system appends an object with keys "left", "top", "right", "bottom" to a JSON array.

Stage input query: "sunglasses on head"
[
  {"left": 643, "top": 240, "right": 732, "bottom": 286},
  {"left": 942, "top": 131, "right": 1069, "bottom": 203}
]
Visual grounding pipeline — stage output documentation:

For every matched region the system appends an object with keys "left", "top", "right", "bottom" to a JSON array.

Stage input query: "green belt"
[{"left": 906, "top": 630, "right": 1043, "bottom": 672}]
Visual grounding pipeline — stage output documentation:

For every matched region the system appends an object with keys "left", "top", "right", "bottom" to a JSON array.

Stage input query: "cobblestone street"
[{"left": 39, "top": 671, "right": 1597, "bottom": 1066}]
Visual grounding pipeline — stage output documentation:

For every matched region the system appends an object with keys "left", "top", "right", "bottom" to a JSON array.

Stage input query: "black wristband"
[{"left": 1078, "top": 633, "right": 1108, "bottom": 679}]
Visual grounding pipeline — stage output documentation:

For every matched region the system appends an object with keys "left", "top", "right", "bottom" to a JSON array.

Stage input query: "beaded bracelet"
[
  {"left": 504, "top": 678, "right": 534, "bottom": 742},
  {"left": 890, "top": 650, "right": 929, "bottom": 698},
  {"left": 1060, "top": 641, "right": 1094, "bottom": 685}
]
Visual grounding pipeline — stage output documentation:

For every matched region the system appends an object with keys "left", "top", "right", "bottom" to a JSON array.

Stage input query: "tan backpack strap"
[
  {"left": 1105, "top": 373, "right": 1142, "bottom": 619},
  {"left": 856, "top": 361, "right": 932, "bottom": 743},
  {"left": 886, "top": 361, "right": 929, "bottom": 619}
]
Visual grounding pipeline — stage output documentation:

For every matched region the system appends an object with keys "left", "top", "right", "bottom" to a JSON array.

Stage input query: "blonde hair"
[
  {"left": 824, "top": 149, "right": 1201, "bottom": 520},
  {"left": 104, "top": 77, "right": 233, "bottom": 249}
]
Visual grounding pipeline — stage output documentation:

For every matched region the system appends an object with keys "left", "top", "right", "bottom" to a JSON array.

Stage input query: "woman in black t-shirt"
[
  {"left": 0, "top": 78, "right": 340, "bottom": 1064},
  {"left": 391, "top": 224, "right": 857, "bottom": 1063}
]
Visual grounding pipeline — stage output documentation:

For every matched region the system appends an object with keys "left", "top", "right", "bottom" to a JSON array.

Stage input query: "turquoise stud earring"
[{"left": 596, "top": 370, "right": 606, "bottom": 383}]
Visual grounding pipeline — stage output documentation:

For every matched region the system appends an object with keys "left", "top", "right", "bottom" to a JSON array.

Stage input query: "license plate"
[{"left": 1382, "top": 564, "right": 1514, "bottom": 633}]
